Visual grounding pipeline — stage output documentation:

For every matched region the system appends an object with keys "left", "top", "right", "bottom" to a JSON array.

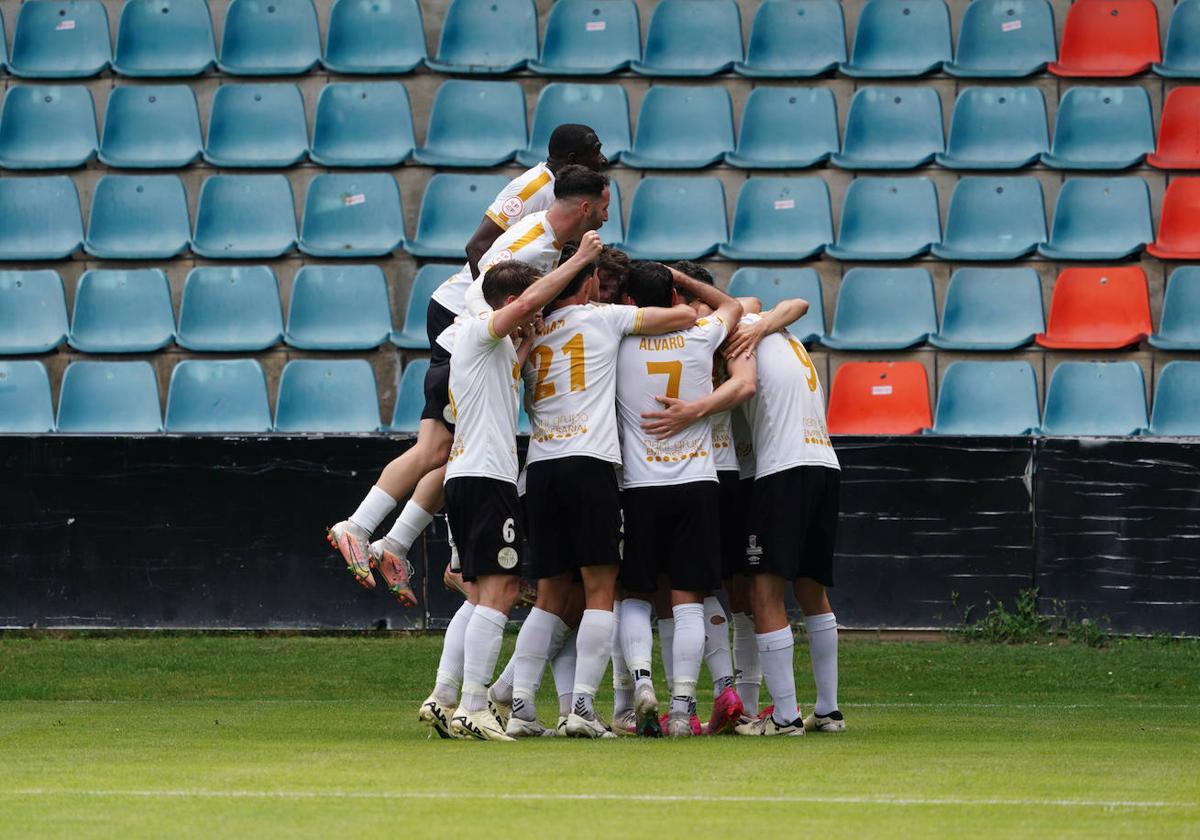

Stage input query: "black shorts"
[
  {"left": 620, "top": 481, "right": 721, "bottom": 594},
  {"left": 717, "top": 470, "right": 743, "bottom": 580},
  {"left": 525, "top": 456, "right": 622, "bottom": 578},
  {"left": 444, "top": 477, "right": 526, "bottom": 583},
  {"left": 421, "top": 299, "right": 459, "bottom": 430},
  {"left": 745, "top": 466, "right": 840, "bottom": 586},
  {"left": 427, "top": 298, "right": 457, "bottom": 366}
]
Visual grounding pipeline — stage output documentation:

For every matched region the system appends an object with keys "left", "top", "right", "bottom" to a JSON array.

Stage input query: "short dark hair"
[
  {"left": 597, "top": 246, "right": 630, "bottom": 294},
  {"left": 671, "top": 260, "right": 713, "bottom": 302},
  {"left": 482, "top": 261, "right": 539, "bottom": 309},
  {"left": 548, "top": 123, "right": 600, "bottom": 161},
  {"left": 553, "top": 165, "right": 609, "bottom": 202},
  {"left": 624, "top": 261, "right": 674, "bottom": 309},
  {"left": 551, "top": 243, "right": 597, "bottom": 302}
]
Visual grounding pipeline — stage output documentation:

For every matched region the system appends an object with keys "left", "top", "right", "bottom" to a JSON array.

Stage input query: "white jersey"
[
  {"left": 431, "top": 211, "right": 563, "bottom": 315},
  {"left": 741, "top": 313, "right": 839, "bottom": 478},
  {"left": 732, "top": 406, "right": 756, "bottom": 480},
  {"left": 710, "top": 358, "right": 738, "bottom": 473},
  {"left": 616, "top": 316, "right": 729, "bottom": 489},
  {"left": 523, "top": 302, "right": 642, "bottom": 466},
  {"left": 445, "top": 313, "right": 522, "bottom": 485},
  {"left": 485, "top": 162, "right": 556, "bottom": 231}
]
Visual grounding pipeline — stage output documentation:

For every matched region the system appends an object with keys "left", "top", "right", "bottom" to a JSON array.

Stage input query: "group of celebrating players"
[{"left": 326, "top": 124, "right": 845, "bottom": 740}]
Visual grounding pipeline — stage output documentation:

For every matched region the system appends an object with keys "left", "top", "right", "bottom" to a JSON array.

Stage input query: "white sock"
[
  {"left": 757, "top": 626, "right": 798, "bottom": 726},
  {"left": 658, "top": 617, "right": 675, "bottom": 688},
  {"left": 806, "top": 612, "right": 839, "bottom": 716},
  {"left": 572, "top": 609, "right": 614, "bottom": 720},
  {"left": 621, "top": 598, "right": 654, "bottom": 687},
  {"left": 732, "top": 612, "right": 761, "bottom": 714},
  {"left": 611, "top": 600, "right": 634, "bottom": 714},
  {"left": 703, "top": 596, "right": 734, "bottom": 695},
  {"left": 552, "top": 629, "right": 577, "bottom": 717},
  {"left": 384, "top": 500, "right": 434, "bottom": 553},
  {"left": 510, "top": 607, "right": 560, "bottom": 721},
  {"left": 669, "top": 603, "right": 704, "bottom": 716},
  {"left": 434, "top": 601, "right": 474, "bottom": 704},
  {"left": 460, "top": 605, "right": 506, "bottom": 714},
  {"left": 348, "top": 485, "right": 396, "bottom": 535},
  {"left": 491, "top": 657, "right": 515, "bottom": 705}
]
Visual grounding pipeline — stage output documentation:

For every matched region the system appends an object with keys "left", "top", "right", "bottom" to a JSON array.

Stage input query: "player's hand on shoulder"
[
  {"left": 641, "top": 395, "right": 704, "bottom": 440},
  {"left": 723, "top": 316, "right": 767, "bottom": 360}
]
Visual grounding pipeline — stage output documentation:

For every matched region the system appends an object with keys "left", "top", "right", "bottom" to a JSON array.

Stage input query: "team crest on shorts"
[
  {"left": 746, "top": 534, "right": 763, "bottom": 566},
  {"left": 502, "top": 196, "right": 524, "bottom": 218},
  {"left": 443, "top": 403, "right": 455, "bottom": 424},
  {"left": 497, "top": 546, "right": 519, "bottom": 570}
]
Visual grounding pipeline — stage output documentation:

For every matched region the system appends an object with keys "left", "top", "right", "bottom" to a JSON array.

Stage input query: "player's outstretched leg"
[
  {"left": 797, "top": 578, "right": 844, "bottom": 733},
  {"left": 703, "top": 595, "right": 744, "bottom": 735},
  {"left": 369, "top": 468, "right": 444, "bottom": 606}
]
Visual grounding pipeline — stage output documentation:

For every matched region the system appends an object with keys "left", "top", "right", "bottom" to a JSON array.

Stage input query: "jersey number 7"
[{"left": 646, "top": 360, "right": 682, "bottom": 399}]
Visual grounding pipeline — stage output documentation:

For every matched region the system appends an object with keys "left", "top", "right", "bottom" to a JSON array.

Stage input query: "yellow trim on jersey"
[
  {"left": 485, "top": 209, "right": 511, "bottom": 230},
  {"left": 487, "top": 313, "right": 501, "bottom": 340},
  {"left": 507, "top": 223, "right": 547, "bottom": 256},
  {"left": 518, "top": 170, "right": 552, "bottom": 202},
  {"left": 633, "top": 308, "right": 645, "bottom": 334}
]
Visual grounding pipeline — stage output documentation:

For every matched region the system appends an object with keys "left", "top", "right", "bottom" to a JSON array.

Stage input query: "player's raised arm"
[
  {"left": 641, "top": 352, "right": 757, "bottom": 440},
  {"left": 723, "top": 298, "right": 811, "bottom": 360},
  {"left": 668, "top": 268, "right": 744, "bottom": 333},
  {"left": 490, "top": 231, "right": 602, "bottom": 338},
  {"left": 631, "top": 303, "right": 698, "bottom": 335}
]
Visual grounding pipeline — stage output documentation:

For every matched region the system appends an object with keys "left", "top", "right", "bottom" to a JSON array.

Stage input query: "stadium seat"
[
  {"left": 727, "top": 267, "right": 826, "bottom": 343},
  {"left": 942, "top": 0, "right": 1056, "bottom": 77},
  {"left": 298, "top": 173, "right": 404, "bottom": 257},
  {"left": 597, "top": 177, "right": 623, "bottom": 246},
  {"left": 0, "top": 270, "right": 68, "bottom": 354},
  {"left": 218, "top": 0, "right": 320, "bottom": 75},
  {"left": 0, "top": 10, "right": 7, "bottom": 73},
  {"left": 392, "top": 264, "right": 454, "bottom": 349},
  {"left": 517, "top": 83, "right": 630, "bottom": 167},
  {"left": 68, "top": 268, "right": 175, "bottom": 353},
  {"left": 274, "top": 359, "right": 381, "bottom": 433},
  {"left": 725, "top": 87, "right": 839, "bottom": 169},
  {"left": 621, "top": 87, "right": 734, "bottom": 169},
  {"left": 285, "top": 265, "right": 392, "bottom": 350},
  {"left": 84, "top": 175, "right": 191, "bottom": 260},
  {"left": 1153, "top": 0, "right": 1200, "bottom": 77},
  {"left": 0, "top": 84, "right": 97, "bottom": 169},
  {"left": 825, "top": 177, "right": 940, "bottom": 261},
  {"left": 426, "top": 0, "right": 536, "bottom": 74},
  {"left": 203, "top": 83, "right": 309, "bottom": 168},
  {"left": 1148, "top": 88, "right": 1200, "bottom": 169},
  {"left": 191, "top": 175, "right": 297, "bottom": 259},
  {"left": 931, "top": 177, "right": 1046, "bottom": 261},
  {"left": 1040, "top": 87, "right": 1154, "bottom": 170},
  {"left": 1147, "top": 178, "right": 1200, "bottom": 259},
  {"left": 56, "top": 360, "right": 163, "bottom": 433},
  {"left": 0, "top": 176, "right": 83, "bottom": 260},
  {"left": 112, "top": 0, "right": 215, "bottom": 77},
  {"left": 735, "top": 0, "right": 846, "bottom": 78},
  {"left": 309, "top": 82, "right": 414, "bottom": 167},
  {"left": 0, "top": 361, "right": 55, "bottom": 433},
  {"left": 619, "top": 177, "right": 727, "bottom": 260},
  {"left": 321, "top": 0, "right": 426, "bottom": 74},
  {"left": 176, "top": 266, "right": 283, "bottom": 352},
  {"left": 529, "top": 0, "right": 641, "bottom": 75},
  {"left": 718, "top": 178, "right": 832, "bottom": 261},
  {"left": 631, "top": 0, "right": 743, "bottom": 77},
  {"left": 839, "top": 0, "right": 951, "bottom": 77},
  {"left": 165, "top": 359, "right": 272, "bottom": 433},
  {"left": 1147, "top": 361, "right": 1200, "bottom": 436},
  {"left": 390, "top": 358, "right": 429, "bottom": 433},
  {"left": 8, "top": 0, "right": 111, "bottom": 78},
  {"left": 1048, "top": 0, "right": 1160, "bottom": 77},
  {"left": 1038, "top": 178, "right": 1152, "bottom": 261},
  {"left": 821, "top": 267, "right": 936, "bottom": 350},
  {"left": 930, "top": 361, "right": 1040, "bottom": 435},
  {"left": 935, "top": 87, "right": 1048, "bottom": 170},
  {"left": 413, "top": 80, "right": 525, "bottom": 167},
  {"left": 928, "top": 268, "right": 1044, "bottom": 351},
  {"left": 1035, "top": 266, "right": 1151, "bottom": 349},
  {"left": 1041, "top": 361, "right": 1147, "bottom": 436},
  {"left": 404, "top": 173, "right": 509, "bottom": 258},
  {"left": 1150, "top": 267, "right": 1200, "bottom": 350},
  {"left": 829, "top": 87, "right": 943, "bottom": 169},
  {"left": 98, "top": 85, "right": 203, "bottom": 168},
  {"left": 826, "top": 361, "right": 931, "bottom": 435}
]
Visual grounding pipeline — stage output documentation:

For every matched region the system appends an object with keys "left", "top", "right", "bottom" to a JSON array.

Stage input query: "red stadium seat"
[
  {"left": 1035, "top": 266, "right": 1151, "bottom": 349},
  {"left": 1148, "top": 178, "right": 1200, "bottom": 258},
  {"left": 1148, "top": 88, "right": 1200, "bottom": 170},
  {"left": 826, "top": 361, "right": 931, "bottom": 435},
  {"left": 1048, "top": 0, "right": 1160, "bottom": 77}
]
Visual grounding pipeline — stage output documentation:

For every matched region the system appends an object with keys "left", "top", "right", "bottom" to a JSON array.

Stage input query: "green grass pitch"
[{"left": 1, "top": 633, "right": 1197, "bottom": 838}]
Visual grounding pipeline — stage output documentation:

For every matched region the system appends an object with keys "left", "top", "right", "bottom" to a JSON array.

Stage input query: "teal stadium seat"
[
  {"left": 112, "top": 0, "right": 216, "bottom": 77},
  {"left": 735, "top": 0, "right": 846, "bottom": 78},
  {"left": 392, "top": 264, "right": 454, "bottom": 349},
  {"left": 931, "top": 361, "right": 1041, "bottom": 435},
  {"left": 840, "top": 0, "right": 951, "bottom": 77},
  {"left": 726, "top": 267, "right": 826, "bottom": 343},
  {"left": 0, "top": 10, "right": 7, "bottom": 72},
  {"left": 517, "top": 83, "right": 630, "bottom": 167},
  {"left": 1037, "top": 178, "right": 1152, "bottom": 261},
  {"left": 217, "top": 0, "right": 320, "bottom": 75},
  {"left": 1150, "top": 267, "right": 1200, "bottom": 351},
  {"left": 0, "top": 270, "right": 69, "bottom": 354},
  {"left": 0, "top": 176, "right": 83, "bottom": 260},
  {"left": 203, "top": 83, "right": 309, "bottom": 168},
  {"left": 321, "top": 0, "right": 426, "bottom": 74},
  {"left": 1148, "top": 361, "right": 1200, "bottom": 436},
  {"left": 1154, "top": 0, "right": 1200, "bottom": 78},
  {"left": 285, "top": 265, "right": 392, "bottom": 350},
  {"left": 1041, "top": 362, "right": 1147, "bottom": 437},
  {"left": 825, "top": 177, "right": 940, "bottom": 261},
  {"left": 274, "top": 359, "right": 381, "bottom": 433},
  {"left": 0, "top": 361, "right": 55, "bottom": 432},
  {"left": 404, "top": 173, "right": 508, "bottom": 258},
  {"left": 176, "top": 266, "right": 282, "bottom": 352},
  {"left": 929, "top": 268, "right": 1044, "bottom": 351},
  {"left": 943, "top": 0, "right": 1056, "bottom": 78},
  {"left": 821, "top": 267, "right": 937, "bottom": 350},
  {"left": 935, "top": 87, "right": 1048, "bottom": 169},
  {"left": 98, "top": 85, "right": 203, "bottom": 168},
  {"left": 8, "top": 0, "right": 111, "bottom": 78},
  {"left": 413, "top": 80, "right": 525, "bottom": 167},
  {"left": 631, "top": 0, "right": 743, "bottom": 77},
  {"left": 619, "top": 177, "right": 727, "bottom": 261},
  {"left": 68, "top": 268, "right": 175, "bottom": 353},
  {"left": 191, "top": 175, "right": 297, "bottom": 259},
  {"left": 725, "top": 87, "right": 839, "bottom": 169},
  {"left": 310, "top": 82, "right": 415, "bottom": 167},
  {"left": 426, "top": 0, "right": 537, "bottom": 74},
  {"left": 830, "top": 87, "right": 943, "bottom": 169},
  {"left": 298, "top": 173, "right": 404, "bottom": 257},
  {"left": 718, "top": 177, "right": 832, "bottom": 261},
  {"left": 0, "top": 84, "right": 97, "bottom": 169},
  {"left": 84, "top": 175, "right": 191, "bottom": 259},
  {"left": 621, "top": 86, "right": 734, "bottom": 169},
  {"left": 165, "top": 359, "right": 272, "bottom": 433},
  {"left": 1040, "top": 86, "right": 1154, "bottom": 170},
  {"left": 931, "top": 177, "right": 1046, "bottom": 261},
  {"left": 390, "top": 358, "right": 429, "bottom": 432},
  {"left": 597, "top": 178, "right": 623, "bottom": 245},
  {"left": 529, "top": 0, "right": 641, "bottom": 75},
  {"left": 57, "top": 361, "right": 163, "bottom": 433}
]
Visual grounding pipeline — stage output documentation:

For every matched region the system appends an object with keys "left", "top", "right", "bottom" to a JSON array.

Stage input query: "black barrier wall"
[{"left": 1, "top": 436, "right": 1198, "bottom": 635}]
